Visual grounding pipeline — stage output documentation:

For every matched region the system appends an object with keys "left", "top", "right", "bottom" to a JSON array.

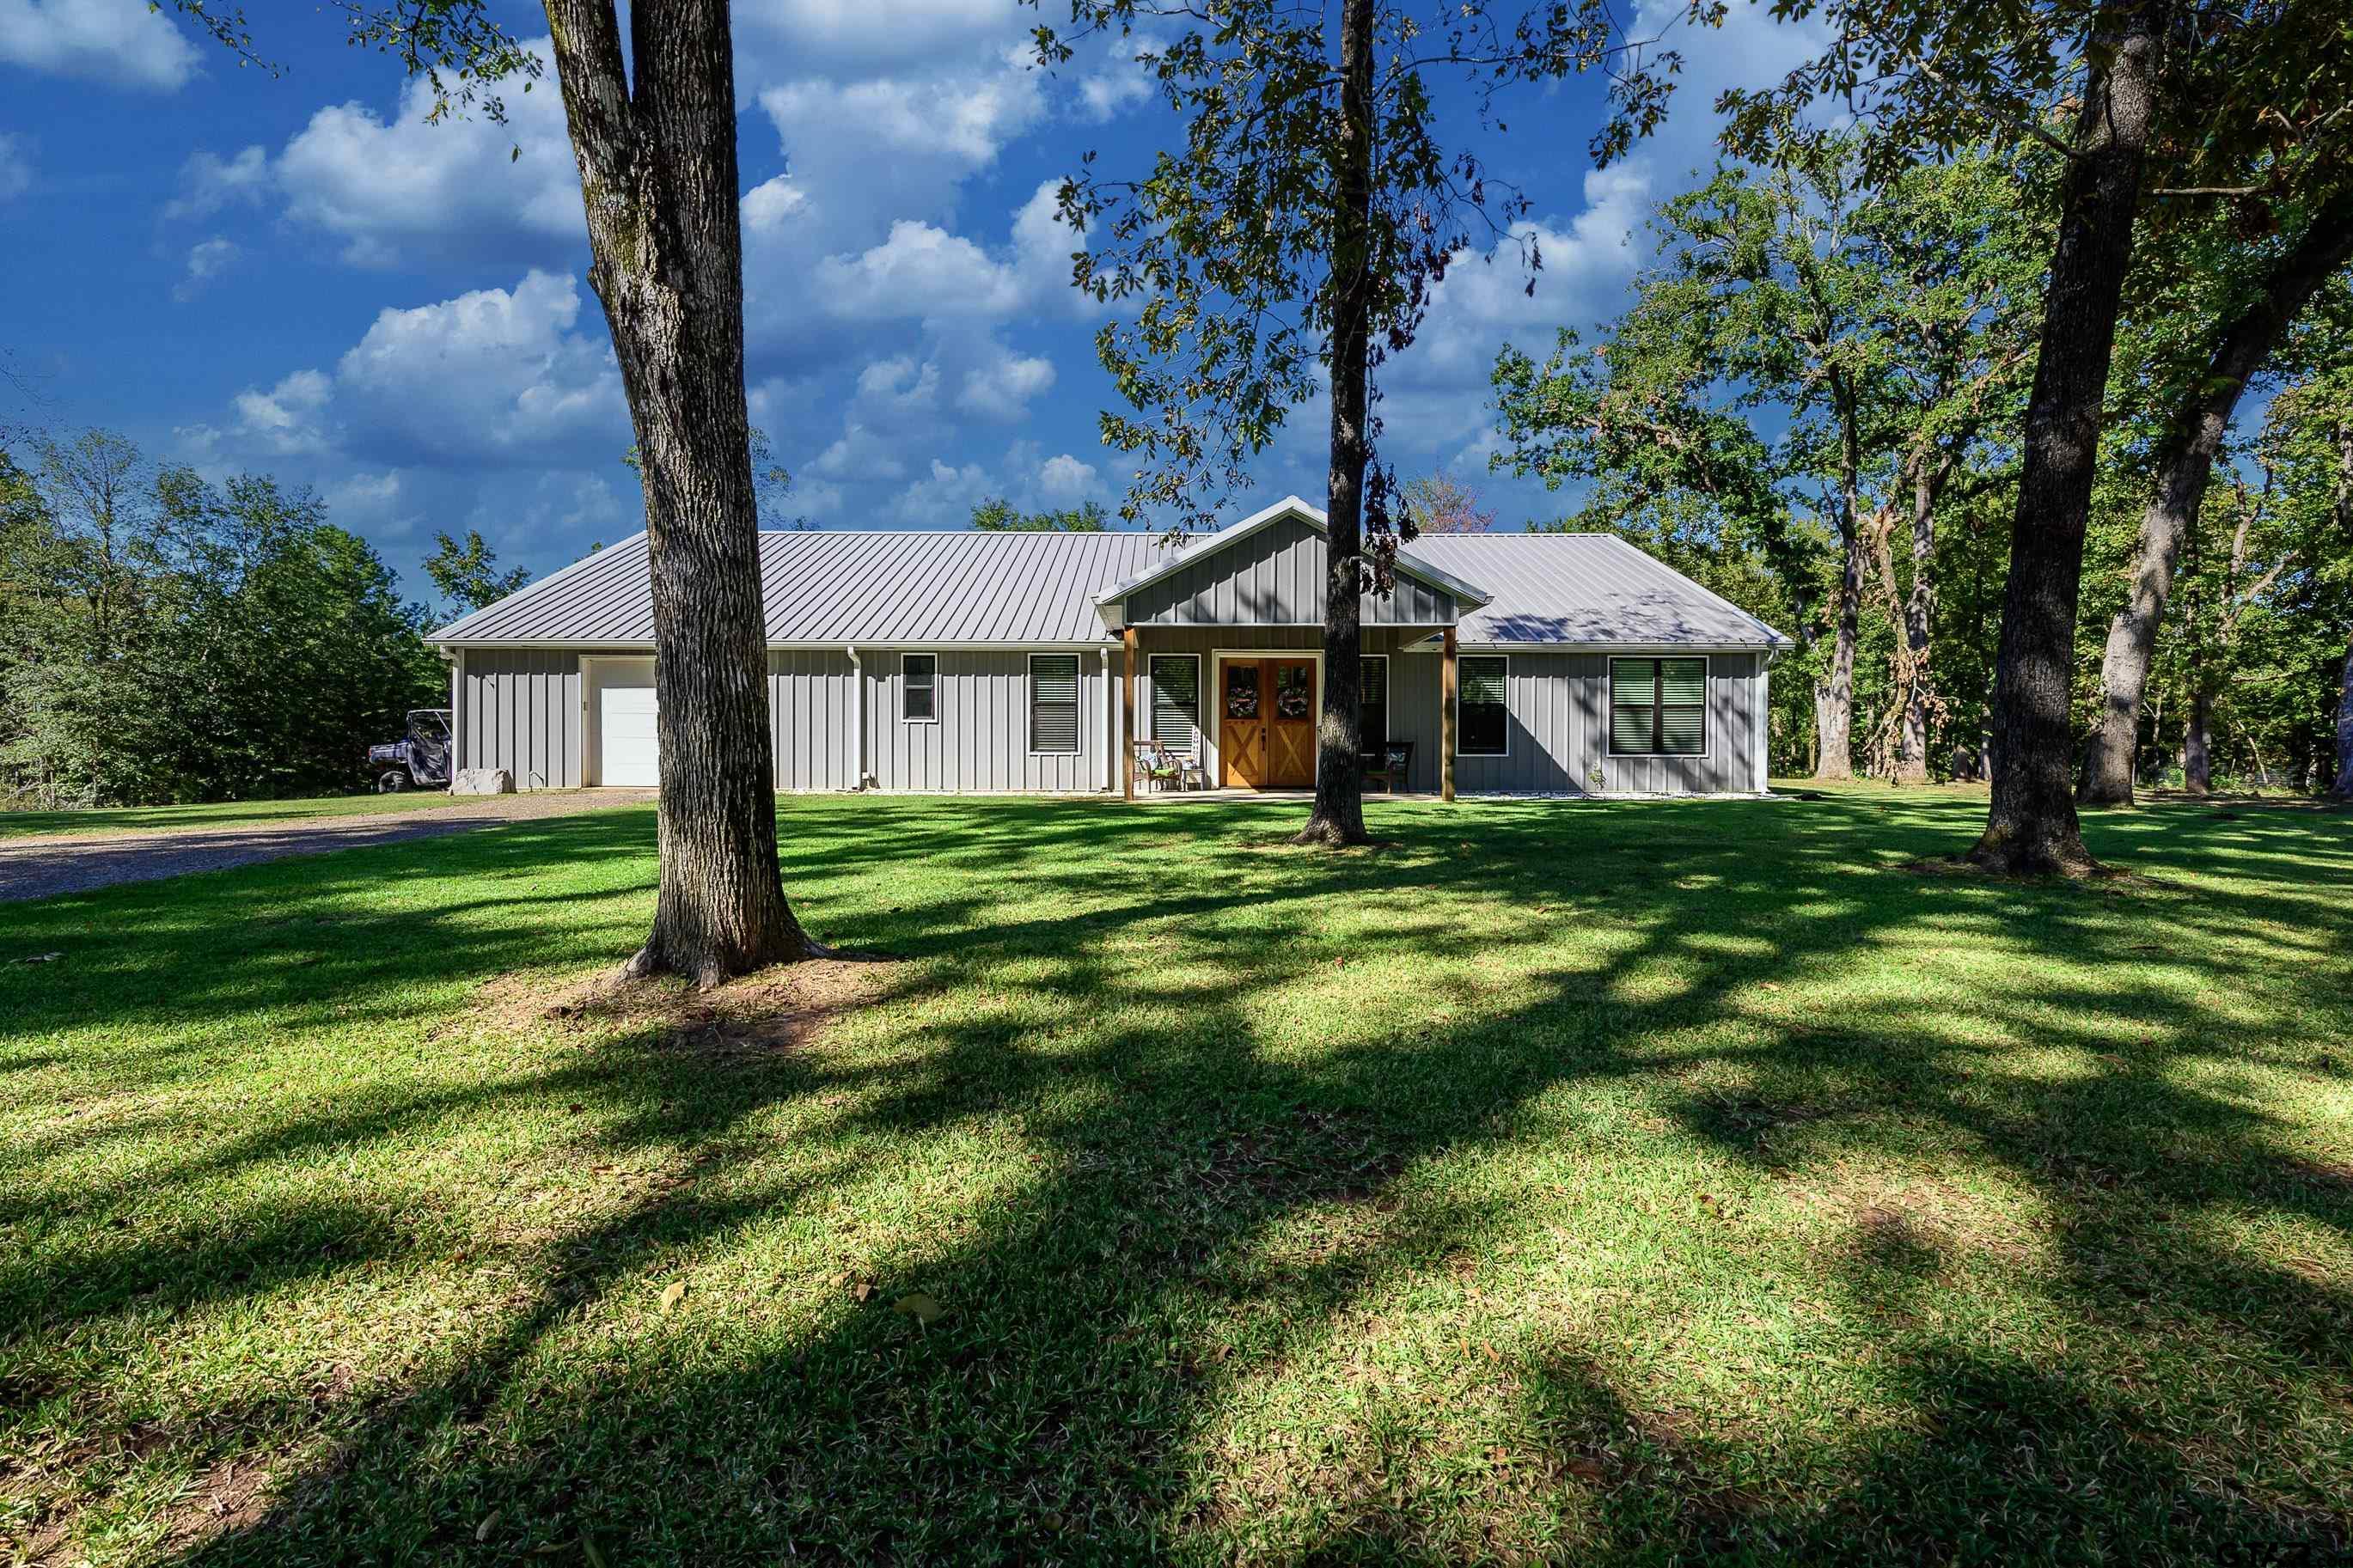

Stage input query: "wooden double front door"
[{"left": 1219, "top": 657, "right": 1317, "bottom": 788}]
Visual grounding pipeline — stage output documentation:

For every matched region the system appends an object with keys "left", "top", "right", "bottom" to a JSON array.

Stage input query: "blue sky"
[{"left": 0, "top": 0, "right": 1824, "bottom": 590}]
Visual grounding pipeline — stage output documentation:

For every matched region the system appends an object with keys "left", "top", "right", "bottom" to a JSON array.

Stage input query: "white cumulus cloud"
[
  {"left": 958, "top": 347, "right": 1054, "bottom": 417},
  {"left": 0, "top": 0, "right": 199, "bottom": 91},
  {"left": 188, "top": 272, "right": 627, "bottom": 475},
  {"left": 164, "top": 144, "right": 268, "bottom": 220},
  {"left": 816, "top": 221, "right": 1025, "bottom": 320},
  {"left": 229, "top": 369, "right": 334, "bottom": 456},
  {"left": 272, "top": 41, "right": 580, "bottom": 266},
  {"left": 172, "top": 236, "right": 241, "bottom": 302},
  {"left": 1037, "top": 453, "right": 1100, "bottom": 501}
]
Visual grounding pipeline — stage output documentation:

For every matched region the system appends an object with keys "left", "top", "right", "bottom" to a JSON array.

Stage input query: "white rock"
[{"left": 450, "top": 768, "right": 515, "bottom": 795}]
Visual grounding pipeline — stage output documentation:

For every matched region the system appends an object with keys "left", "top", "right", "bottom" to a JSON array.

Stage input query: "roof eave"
[{"left": 429, "top": 529, "right": 651, "bottom": 643}]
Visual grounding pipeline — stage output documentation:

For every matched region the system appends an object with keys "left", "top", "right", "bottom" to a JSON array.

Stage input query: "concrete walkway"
[{"left": 0, "top": 790, "right": 657, "bottom": 902}]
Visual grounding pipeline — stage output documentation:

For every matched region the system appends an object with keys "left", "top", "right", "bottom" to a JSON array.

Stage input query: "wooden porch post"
[
  {"left": 1122, "top": 627, "right": 1138, "bottom": 801},
  {"left": 1440, "top": 627, "right": 1458, "bottom": 802}
]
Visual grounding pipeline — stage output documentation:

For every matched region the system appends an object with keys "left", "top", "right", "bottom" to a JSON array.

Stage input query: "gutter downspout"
[
  {"left": 846, "top": 645, "right": 865, "bottom": 790},
  {"left": 1100, "top": 645, "right": 1115, "bottom": 792}
]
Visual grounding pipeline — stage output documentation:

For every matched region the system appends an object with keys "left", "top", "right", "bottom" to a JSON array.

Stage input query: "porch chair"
[
  {"left": 1131, "top": 740, "right": 1201, "bottom": 793},
  {"left": 1360, "top": 740, "right": 1415, "bottom": 793}
]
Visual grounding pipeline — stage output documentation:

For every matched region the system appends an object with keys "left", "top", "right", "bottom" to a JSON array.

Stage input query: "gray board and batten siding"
[
  {"left": 459, "top": 639, "right": 1761, "bottom": 797},
  {"left": 457, "top": 648, "right": 582, "bottom": 790},
  {"left": 434, "top": 500, "right": 1786, "bottom": 797},
  {"left": 1121, "top": 513, "right": 1458, "bottom": 627}
]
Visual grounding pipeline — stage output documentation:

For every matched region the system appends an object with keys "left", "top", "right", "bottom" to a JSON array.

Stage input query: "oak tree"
[
  {"left": 180, "top": 0, "right": 814, "bottom": 981},
  {"left": 1025, "top": 0, "right": 1688, "bottom": 845}
]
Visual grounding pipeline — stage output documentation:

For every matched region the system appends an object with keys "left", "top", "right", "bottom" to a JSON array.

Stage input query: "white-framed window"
[
  {"left": 1610, "top": 656, "right": 1709, "bottom": 756},
  {"left": 1029, "top": 653, "right": 1081, "bottom": 754},
  {"left": 901, "top": 652, "right": 938, "bottom": 723},
  {"left": 1457, "top": 654, "right": 1507, "bottom": 757},
  {"left": 1149, "top": 653, "right": 1201, "bottom": 753},
  {"left": 1360, "top": 654, "right": 1389, "bottom": 751}
]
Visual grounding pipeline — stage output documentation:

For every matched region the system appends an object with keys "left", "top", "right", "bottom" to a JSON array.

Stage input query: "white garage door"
[{"left": 597, "top": 662, "right": 660, "bottom": 786}]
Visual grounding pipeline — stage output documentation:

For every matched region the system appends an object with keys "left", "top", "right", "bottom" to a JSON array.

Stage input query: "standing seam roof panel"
[{"left": 433, "top": 527, "right": 1783, "bottom": 649}]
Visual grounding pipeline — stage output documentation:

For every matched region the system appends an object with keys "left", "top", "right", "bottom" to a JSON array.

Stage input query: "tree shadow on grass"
[{"left": 1, "top": 792, "right": 2348, "bottom": 1562}]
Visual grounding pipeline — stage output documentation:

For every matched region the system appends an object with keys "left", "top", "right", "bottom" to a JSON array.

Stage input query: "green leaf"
[{"left": 892, "top": 1291, "right": 944, "bottom": 1325}]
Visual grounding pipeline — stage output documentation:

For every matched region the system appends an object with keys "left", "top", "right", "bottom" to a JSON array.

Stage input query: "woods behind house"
[
  {"left": 1492, "top": 136, "right": 2353, "bottom": 797},
  {"left": 0, "top": 430, "right": 446, "bottom": 808}
]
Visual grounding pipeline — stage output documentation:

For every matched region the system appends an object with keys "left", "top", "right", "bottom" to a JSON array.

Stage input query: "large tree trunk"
[
  {"left": 544, "top": 1, "right": 809, "bottom": 983},
  {"left": 1968, "top": 0, "right": 2162, "bottom": 876},
  {"left": 2183, "top": 675, "right": 2213, "bottom": 794},
  {"left": 1815, "top": 430, "right": 1863, "bottom": 781},
  {"left": 1892, "top": 454, "right": 1946, "bottom": 784},
  {"left": 1298, "top": 0, "right": 1377, "bottom": 847},
  {"left": 1815, "top": 530, "right": 1861, "bottom": 779},
  {"left": 2078, "top": 193, "right": 2353, "bottom": 804},
  {"left": 2332, "top": 634, "right": 2353, "bottom": 800}
]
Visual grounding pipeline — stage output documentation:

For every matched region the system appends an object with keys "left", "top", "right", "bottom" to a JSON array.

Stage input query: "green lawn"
[
  {"left": 3, "top": 788, "right": 2350, "bottom": 1565},
  {"left": 0, "top": 791, "right": 474, "bottom": 840}
]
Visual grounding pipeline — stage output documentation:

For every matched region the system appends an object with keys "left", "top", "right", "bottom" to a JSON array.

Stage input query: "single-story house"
[{"left": 428, "top": 496, "right": 1789, "bottom": 799}]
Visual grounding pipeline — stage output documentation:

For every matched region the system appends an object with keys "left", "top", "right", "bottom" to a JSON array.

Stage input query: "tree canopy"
[{"left": 0, "top": 430, "right": 443, "bottom": 808}]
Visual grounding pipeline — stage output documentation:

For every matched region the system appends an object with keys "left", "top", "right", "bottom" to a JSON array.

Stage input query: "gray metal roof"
[
  {"left": 1406, "top": 533, "right": 1791, "bottom": 648},
  {"left": 431, "top": 520, "right": 1787, "bottom": 650},
  {"left": 433, "top": 529, "right": 1163, "bottom": 646}
]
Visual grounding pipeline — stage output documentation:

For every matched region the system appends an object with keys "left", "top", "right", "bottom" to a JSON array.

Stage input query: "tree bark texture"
[
  {"left": 1969, "top": 0, "right": 2163, "bottom": 875},
  {"left": 544, "top": 0, "right": 808, "bottom": 982},
  {"left": 1892, "top": 457, "right": 1943, "bottom": 784},
  {"left": 2183, "top": 674, "right": 2214, "bottom": 793},
  {"left": 1299, "top": 0, "right": 1377, "bottom": 848},
  {"left": 1814, "top": 465, "right": 1862, "bottom": 781},
  {"left": 2332, "top": 634, "right": 2353, "bottom": 799},
  {"left": 2077, "top": 192, "right": 2353, "bottom": 804},
  {"left": 2337, "top": 422, "right": 2353, "bottom": 800}
]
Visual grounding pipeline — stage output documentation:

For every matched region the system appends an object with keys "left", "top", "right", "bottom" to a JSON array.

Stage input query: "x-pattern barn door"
[{"left": 1220, "top": 657, "right": 1316, "bottom": 789}]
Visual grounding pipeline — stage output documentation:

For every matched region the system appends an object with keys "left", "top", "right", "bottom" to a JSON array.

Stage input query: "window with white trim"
[
  {"left": 1458, "top": 655, "right": 1507, "bottom": 756},
  {"left": 1030, "top": 654, "right": 1080, "bottom": 753},
  {"left": 901, "top": 653, "right": 937, "bottom": 723},
  {"left": 1360, "top": 655, "right": 1389, "bottom": 751},
  {"left": 1149, "top": 654, "right": 1200, "bottom": 753},
  {"left": 1610, "top": 656, "right": 1708, "bottom": 755}
]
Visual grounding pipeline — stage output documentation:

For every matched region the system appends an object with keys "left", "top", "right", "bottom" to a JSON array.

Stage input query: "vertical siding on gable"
[
  {"left": 460, "top": 649, "right": 581, "bottom": 790},
  {"left": 1126, "top": 516, "right": 1455, "bottom": 625},
  {"left": 861, "top": 648, "right": 1108, "bottom": 792}
]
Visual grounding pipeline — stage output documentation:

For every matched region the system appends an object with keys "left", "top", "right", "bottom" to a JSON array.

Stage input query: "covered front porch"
[
  {"left": 1090, "top": 497, "right": 1490, "bottom": 803},
  {"left": 1090, "top": 501, "right": 1484, "bottom": 804},
  {"left": 1113, "top": 624, "right": 1463, "bottom": 802}
]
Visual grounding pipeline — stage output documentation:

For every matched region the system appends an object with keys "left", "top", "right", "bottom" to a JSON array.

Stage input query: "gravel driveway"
[{"left": 0, "top": 790, "right": 659, "bottom": 903}]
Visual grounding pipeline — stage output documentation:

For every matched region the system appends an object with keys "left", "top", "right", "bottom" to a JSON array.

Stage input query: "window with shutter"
[
  {"left": 902, "top": 653, "right": 937, "bottom": 722},
  {"left": 1149, "top": 655, "right": 1200, "bottom": 753},
  {"left": 1458, "top": 656, "right": 1507, "bottom": 756},
  {"left": 1360, "top": 656, "right": 1388, "bottom": 751},
  {"left": 1029, "top": 654, "right": 1080, "bottom": 753},
  {"left": 1610, "top": 656, "right": 1707, "bottom": 755}
]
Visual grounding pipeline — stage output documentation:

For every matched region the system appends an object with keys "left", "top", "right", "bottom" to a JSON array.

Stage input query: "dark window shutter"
[
  {"left": 1360, "top": 656, "right": 1388, "bottom": 749},
  {"left": 1030, "top": 656, "right": 1080, "bottom": 753},
  {"left": 1149, "top": 656, "right": 1199, "bottom": 753}
]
